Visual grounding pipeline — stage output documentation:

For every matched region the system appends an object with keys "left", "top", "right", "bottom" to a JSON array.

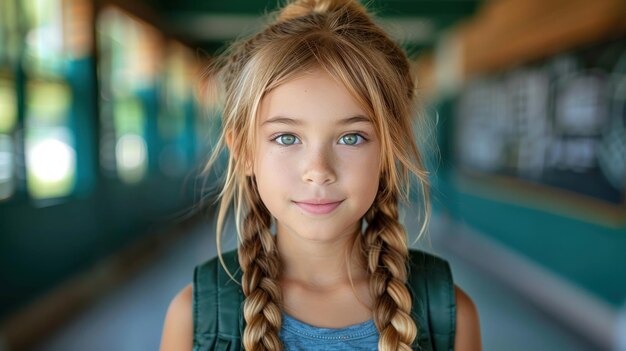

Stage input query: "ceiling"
[{"left": 144, "top": 0, "right": 483, "bottom": 55}]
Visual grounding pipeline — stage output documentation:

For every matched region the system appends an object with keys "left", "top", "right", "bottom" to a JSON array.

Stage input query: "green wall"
[{"left": 431, "top": 99, "right": 626, "bottom": 307}]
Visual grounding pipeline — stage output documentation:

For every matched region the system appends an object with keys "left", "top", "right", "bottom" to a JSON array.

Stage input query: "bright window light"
[
  {"left": 27, "top": 137, "right": 75, "bottom": 182},
  {"left": 115, "top": 133, "right": 147, "bottom": 183}
]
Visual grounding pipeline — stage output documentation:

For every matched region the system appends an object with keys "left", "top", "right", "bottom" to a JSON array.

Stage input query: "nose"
[{"left": 302, "top": 147, "right": 337, "bottom": 185}]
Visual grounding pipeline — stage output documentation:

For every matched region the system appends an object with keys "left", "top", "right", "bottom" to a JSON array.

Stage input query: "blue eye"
[
  {"left": 274, "top": 134, "right": 300, "bottom": 145},
  {"left": 338, "top": 133, "right": 365, "bottom": 145}
]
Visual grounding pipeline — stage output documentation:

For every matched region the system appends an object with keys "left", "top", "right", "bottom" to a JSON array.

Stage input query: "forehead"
[{"left": 258, "top": 68, "right": 370, "bottom": 127}]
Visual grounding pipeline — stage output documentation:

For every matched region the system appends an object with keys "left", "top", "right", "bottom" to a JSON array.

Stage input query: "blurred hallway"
[{"left": 1, "top": 1, "right": 624, "bottom": 351}]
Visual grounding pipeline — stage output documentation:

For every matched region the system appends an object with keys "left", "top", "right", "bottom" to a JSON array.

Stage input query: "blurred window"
[
  {"left": 22, "top": 0, "right": 76, "bottom": 201},
  {"left": 97, "top": 7, "right": 161, "bottom": 184},
  {"left": 158, "top": 41, "right": 194, "bottom": 178},
  {"left": 0, "top": 75, "right": 17, "bottom": 201},
  {"left": 0, "top": 0, "right": 19, "bottom": 67},
  {"left": 0, "top": 0, "right": 19, "bottom": 201},
  {"left": 24, "top": 81, "right": 74, "bottom": 199}
]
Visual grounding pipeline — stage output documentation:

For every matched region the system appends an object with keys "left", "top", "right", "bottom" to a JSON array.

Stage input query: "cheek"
[
  {"left": 253, "top": 148, "right": 295, "bottom": 207},
  {"left": 255, "top": 148, "right": 294, "bottom": 181},
  {"left": 361, "top": 165, "right": 381, "bottom": 201},
  {"left": 340, "top": 150, "right": 380, "bottom": 200}
]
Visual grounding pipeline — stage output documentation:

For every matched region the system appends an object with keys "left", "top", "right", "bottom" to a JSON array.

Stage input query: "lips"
[{"left": 294, "top": 199, "right": 343, "bottom": 215}]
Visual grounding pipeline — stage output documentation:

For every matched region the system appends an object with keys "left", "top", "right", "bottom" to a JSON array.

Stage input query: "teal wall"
[
  {"left": 430, "top": 99, "right": 626, "bottom": 307},
  {"left": 0, "top": 172, "right": 201, "bottom": 319},
  {"left": 0, "top": 56, "right": 209, "bottom": 320}
]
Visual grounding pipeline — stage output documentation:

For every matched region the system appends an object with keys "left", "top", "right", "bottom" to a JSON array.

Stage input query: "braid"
[
  {"left": 364, "top": 195, "right": 418, "bottom": 351},
  {"left": 238, "top": 177, "right": 284, "bottom": 351}
]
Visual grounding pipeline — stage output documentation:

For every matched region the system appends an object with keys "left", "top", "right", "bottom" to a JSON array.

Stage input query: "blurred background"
[{"left": 0, "top": 0, "right": 625, "bottom": 350}]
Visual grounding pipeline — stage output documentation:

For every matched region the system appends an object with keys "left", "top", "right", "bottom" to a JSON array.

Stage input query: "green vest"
[{"left": 192, "top": 249, "right": 456, "bottom": 350}]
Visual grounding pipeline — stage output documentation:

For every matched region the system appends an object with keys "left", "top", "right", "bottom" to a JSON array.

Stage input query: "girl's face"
[{"left": 253, "top": 68, "right": 381, "bottom": 243}]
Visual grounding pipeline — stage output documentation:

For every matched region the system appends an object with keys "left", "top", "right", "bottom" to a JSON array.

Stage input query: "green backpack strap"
[
  {"left": 193, "top": 250, "right": 244, "bottom": 351},
  {"left": 407, "top": 249, "right": 457, "bottom": 351},
  {"left": 193, "top": 249, "right": 455, "bottom": 351}
]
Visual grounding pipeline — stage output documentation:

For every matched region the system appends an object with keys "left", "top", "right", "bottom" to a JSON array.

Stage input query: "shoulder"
[
  {"left": 454, "top": 285, "right": 482, "bottom": 350},
  {"left": 160, "top": 284, "right": 193, "bottom": 351}
]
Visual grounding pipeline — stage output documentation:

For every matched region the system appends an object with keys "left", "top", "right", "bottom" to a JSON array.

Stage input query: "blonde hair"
[{"left": 201, "top": 0, "right": 431, "bottom": 350}]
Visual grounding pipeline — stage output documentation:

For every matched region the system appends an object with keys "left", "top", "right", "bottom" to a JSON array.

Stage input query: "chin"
[{"left": 294, "top": 223, "right": 359, "bottom": 242}]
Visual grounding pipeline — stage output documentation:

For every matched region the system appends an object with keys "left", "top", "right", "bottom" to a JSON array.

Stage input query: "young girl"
[{"left": 161, "top": 0, "right": 481, "bottom": 350}]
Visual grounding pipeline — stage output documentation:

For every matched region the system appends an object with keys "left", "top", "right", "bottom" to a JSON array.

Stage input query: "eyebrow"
[{"left": 261, "top": 115, "right": 371, "bottom": 127}]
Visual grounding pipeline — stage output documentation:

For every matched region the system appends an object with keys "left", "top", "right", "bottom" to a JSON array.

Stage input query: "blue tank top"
[{"left": 279, "top": 313, "right": 379, "bottom": 350}]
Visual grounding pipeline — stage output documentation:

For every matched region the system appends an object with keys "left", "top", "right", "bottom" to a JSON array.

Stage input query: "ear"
[{"left": 225, "top": 131, "right": 253, "bottom": 176}]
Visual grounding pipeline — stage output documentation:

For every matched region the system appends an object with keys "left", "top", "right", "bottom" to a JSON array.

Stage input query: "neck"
[{"left": 276, "top": 224, "right": 368, "bottom": 288}]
